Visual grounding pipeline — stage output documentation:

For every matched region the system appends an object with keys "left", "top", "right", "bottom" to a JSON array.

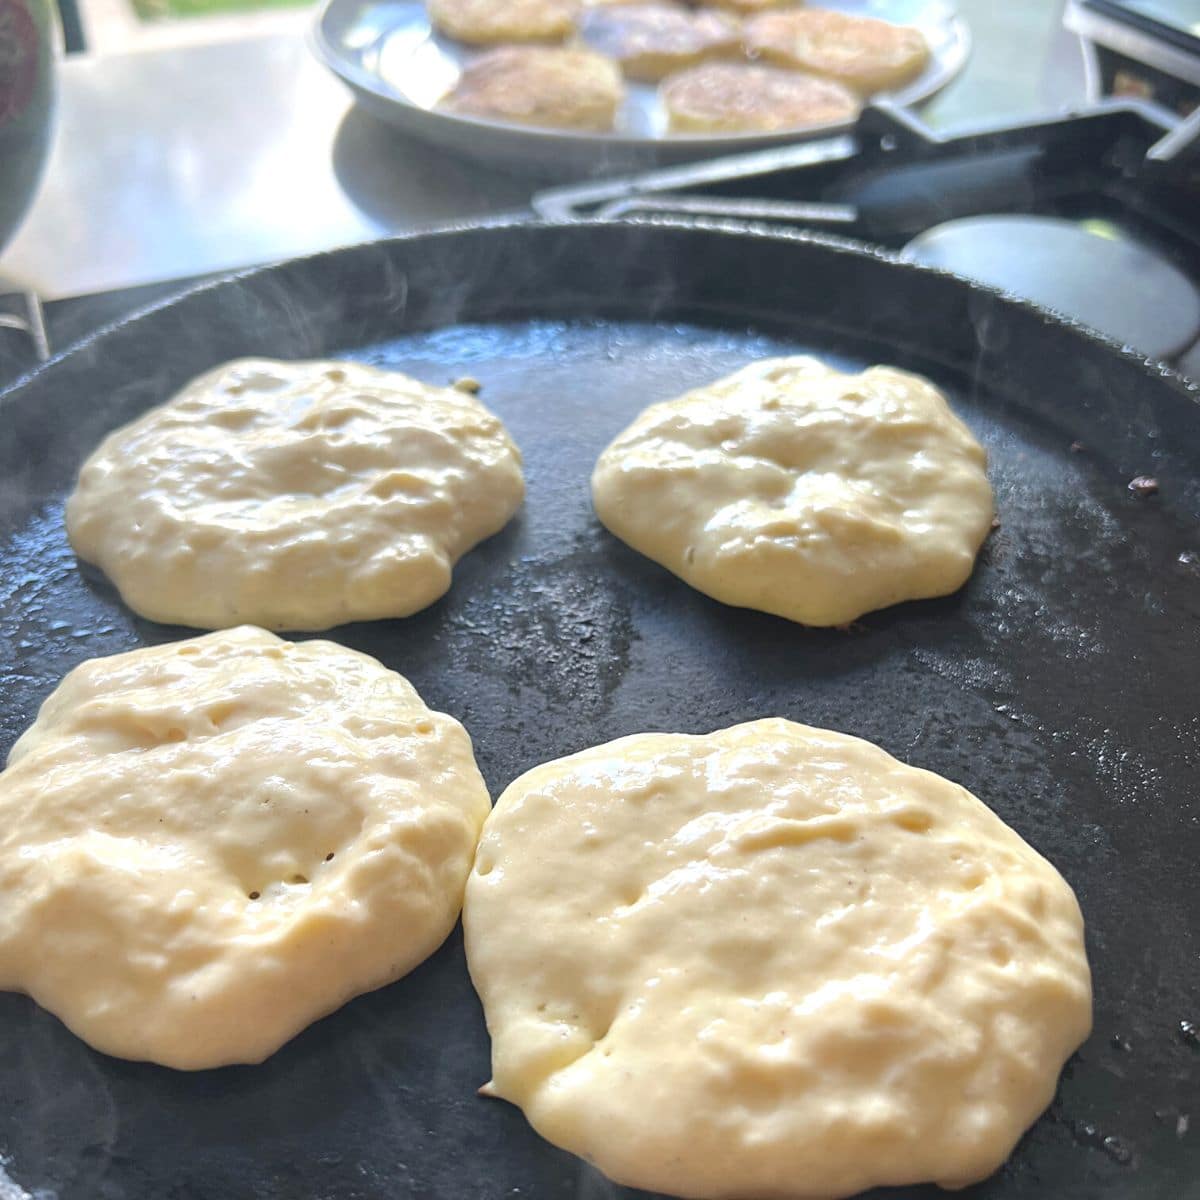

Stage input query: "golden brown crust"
[
  {"left": 744, "top": 8, "right": 930, "bottom": 95},
  {"left": 703, "top": 0, "right": 798, "bottom": 11},
  {"left": 427, "top": 0, "right": 579, "bottom": 45},
  {"left": 442, "top": 46, "right": 624, "bottom": 131},
  {"left": 580, "top": 3, "right": 740, "bottom": 82},
  {"left": 662, "top": 60, "right": 859, "bottom": 133}
]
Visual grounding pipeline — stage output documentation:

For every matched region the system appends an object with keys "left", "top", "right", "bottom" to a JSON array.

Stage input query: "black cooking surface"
[{"left": 0, "top": 223, "right": 1197, "bottom": 1200}]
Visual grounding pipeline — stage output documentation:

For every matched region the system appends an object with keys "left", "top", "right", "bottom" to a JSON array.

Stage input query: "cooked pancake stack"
[{"left": 433, "top": 0, "right": 931, "bottom": 134}]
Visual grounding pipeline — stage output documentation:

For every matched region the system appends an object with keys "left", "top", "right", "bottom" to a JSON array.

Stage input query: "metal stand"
[{"left": 0, "top": 291, "right": 51, "bottom": 363}]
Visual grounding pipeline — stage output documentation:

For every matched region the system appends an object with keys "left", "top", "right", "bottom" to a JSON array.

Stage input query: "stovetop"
[{"left": 535, "top": 100, "right": 1200, "bottom": 380}]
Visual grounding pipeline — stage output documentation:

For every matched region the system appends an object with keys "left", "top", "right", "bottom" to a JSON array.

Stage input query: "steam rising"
[{"left": 0, "top": 1160, "right": 48, "bottom": 1200}]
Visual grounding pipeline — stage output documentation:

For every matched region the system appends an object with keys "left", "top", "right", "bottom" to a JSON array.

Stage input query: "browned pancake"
[
  {"left": 662, "top": 60, "right": 860, "bottom": 132},
  {"left": 580, "top": 3, "right": 740, "bottom": 82},
  {"left": 744, "top": 8, "right": 930, "bottom": 95},
  {"left": 442, "top": 45, "right": 624, "bottom": 130},
  {"left": 427, "top": 0, "right": 579, "bottom": 44}
]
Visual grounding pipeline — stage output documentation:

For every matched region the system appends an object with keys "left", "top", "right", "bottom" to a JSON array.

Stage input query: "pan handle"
[
  {"left": 1146, "top": 103, "right": 1200, "bottom": 166},
  {"left": 531, "top": 100, "right": 1180, "bottom": 227},
  {"left": 593, "top": 195, "right": 859, "bottom": 226}
]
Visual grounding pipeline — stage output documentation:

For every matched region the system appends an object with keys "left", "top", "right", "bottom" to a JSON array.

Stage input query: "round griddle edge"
[{"left": 0, "top": 218, "right": 1197, "bottom": 1200}]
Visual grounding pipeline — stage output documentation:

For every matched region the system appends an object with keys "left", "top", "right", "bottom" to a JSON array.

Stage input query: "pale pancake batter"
[
  {"left": 66, "top": 358, "right": 524, "bottom": 631},
  {"left": 0, "top": 627, "right": 491, "bottom": 1069},
  {"left": 465, "top": 719, "right": 1093, "bottom": 1199},
  {"left": 592, "top": 356, "right": 994, "bottom": 626}
]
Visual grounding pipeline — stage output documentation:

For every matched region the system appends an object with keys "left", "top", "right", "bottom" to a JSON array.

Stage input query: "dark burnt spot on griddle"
[
  {"left": 1128, "top": 476, "right": 1159, "bottom": 497},
  {"left": 1110, "top": 1034, "right": 1132, "bottom": 1053}
]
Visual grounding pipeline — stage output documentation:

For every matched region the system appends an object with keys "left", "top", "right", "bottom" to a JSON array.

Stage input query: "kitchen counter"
[{"left": 1, "top": 0, "right": 1090, "bottom": 302}]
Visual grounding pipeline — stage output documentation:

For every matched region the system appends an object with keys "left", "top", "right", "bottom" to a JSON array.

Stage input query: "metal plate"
[
  {"left": 311, "top": 0, "right": 970, "bottom": 173},
  {"left": 901, "top": 214, "right": 1200, "bottom": 361},
  {"left": 0, "top": 221, "right": 1197, "bottom": 1200}
]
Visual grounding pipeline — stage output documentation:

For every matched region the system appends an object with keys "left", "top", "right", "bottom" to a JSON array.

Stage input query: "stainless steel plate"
[{"left": 311, "top": 0, "right": 970, "bottom": 173}]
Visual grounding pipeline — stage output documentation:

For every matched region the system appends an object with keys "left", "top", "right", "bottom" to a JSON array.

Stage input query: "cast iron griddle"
[{"left": 0, "top": 221, "right": 1196, "bottom": 1200}]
